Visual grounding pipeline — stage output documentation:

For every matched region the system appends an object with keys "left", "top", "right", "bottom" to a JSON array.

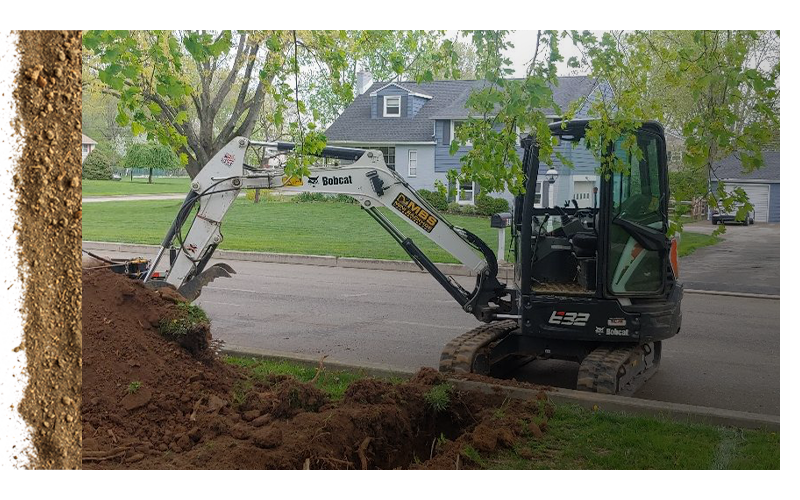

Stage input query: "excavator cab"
[{"left": 447, "top": 120, "right": 682, "bottom": 394}]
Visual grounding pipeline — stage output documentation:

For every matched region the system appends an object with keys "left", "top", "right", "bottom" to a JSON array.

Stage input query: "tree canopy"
[{"left": 84, "top": 29, "right": 779, "bottom": 228}]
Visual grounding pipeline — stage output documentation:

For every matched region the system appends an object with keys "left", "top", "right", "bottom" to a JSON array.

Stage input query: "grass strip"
[{"left": 83, "top": 177, "right": 190, "bottom": 197}]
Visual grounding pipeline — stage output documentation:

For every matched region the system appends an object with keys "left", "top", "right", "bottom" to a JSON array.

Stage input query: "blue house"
[{"left": 325, "top": 75, "right": 606, "bottom": 207}]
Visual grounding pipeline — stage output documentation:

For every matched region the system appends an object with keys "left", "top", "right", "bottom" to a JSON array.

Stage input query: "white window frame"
[
  {"left": 450, "top": 120, "right": 472, "bottom": 146},
  {"left": 534, "top": 180, "right": 544, "bottom": 208},
  {"left": 408, "top": 149, "right": 417, "bottom": 178},
  {"left": 455, "top": 179, "right": 476, "bottom": 205},
  {"left": 383, "top": 96, "right": 402, "bottom": 118}
]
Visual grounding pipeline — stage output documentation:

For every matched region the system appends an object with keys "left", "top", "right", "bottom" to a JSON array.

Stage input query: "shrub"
[
  {"left": 294, "top": 192, "right": 327, "bottom": 203},
  {"left": 333, "top": 194, "right": 358, "bottom": 204},
  {"left": 417, "top": 189, "right": 448, "bottom": 211},
  {"left": 475, "top": 193, "right": 510, "bottom": 216},
  {"left": 82, "top": 149, "right": 113, "bottom": 180},
  {"left": 245, "top": 190, "right": 293, "bottom": 203},
  {"left": 292, "top": 192, "right": 358, "bottom": 204},
  {"left": 447, "top": 202, "right": 478, "bottom": 215}
]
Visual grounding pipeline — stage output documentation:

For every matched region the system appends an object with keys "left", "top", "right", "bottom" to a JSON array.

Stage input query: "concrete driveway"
[{"left": 680, "top": 222, "right": 779, "bottom": 295}]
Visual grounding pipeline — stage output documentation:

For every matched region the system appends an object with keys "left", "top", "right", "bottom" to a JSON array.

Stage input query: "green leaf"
[
  {"left": 131, "top": 122, "right": 146, "bottom": 136},
  {"left": 115, "top": 111, "right": 129, "bottom": 127}
]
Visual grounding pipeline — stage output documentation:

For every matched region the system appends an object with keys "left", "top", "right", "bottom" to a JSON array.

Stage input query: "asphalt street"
[
  {"left": 90, "top": 249, "right": 780, "bottom": 416},
  {"left": 680, "top": 222, "right": 779, "bottom": 295}
]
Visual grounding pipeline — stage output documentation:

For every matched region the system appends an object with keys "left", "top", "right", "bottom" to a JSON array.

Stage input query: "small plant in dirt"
[
  {"left": 493, "top": 397, "right": 511, "bottom": 420},
  {"left": 178, "top": 302, "right": 209, "bottom": 323},
  {"left": 424, "top": 383, "right": 452, "bottom": 413},
  {"left": 461, "top": 445, "right": 487, "bottom": 467},
  {"left": 127, "top": 381, "right": 142, "bottom": 394},
  {"left": 158, "top": 303, "right": 211, "bottom": 355},
  {"left": 231, "top": 379, "right": 253, "bottom": 409}
]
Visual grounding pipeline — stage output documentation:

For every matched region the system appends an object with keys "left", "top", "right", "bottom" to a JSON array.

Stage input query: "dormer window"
[{"left": 384, "top": 96, "right": 401, "bottom": 117}]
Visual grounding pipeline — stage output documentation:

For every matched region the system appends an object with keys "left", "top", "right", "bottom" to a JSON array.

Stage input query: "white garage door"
[
  {"left": 573, "top": 180, "right": 595, "bottom": 208},
  {"left": 726, "top": 183, "right": 770, "bottom": 222}
]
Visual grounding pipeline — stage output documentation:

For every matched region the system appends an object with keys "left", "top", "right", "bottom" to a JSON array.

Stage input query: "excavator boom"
[{"left": 144, "top": 137, "right": 508, "bottom": 321}]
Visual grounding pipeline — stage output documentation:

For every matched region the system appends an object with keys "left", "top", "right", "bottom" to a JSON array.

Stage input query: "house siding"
[
  {"left": 434, "top": 120, "right": 467, "bottom": 173},
  {"left": 410, "top": 95, "right": 427, "bottom": 117},
  {"left": 550, "top": 140, "right": 601, "bottom": 207},
  {"left": 396, "top": 145, "right": 438, "bottom": 191},
  {"left": 769, "top": 183, "right": 780, "bottom": 223}
]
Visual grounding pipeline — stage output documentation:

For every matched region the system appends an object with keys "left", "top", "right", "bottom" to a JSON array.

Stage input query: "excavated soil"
[
  {"left": 83, "top": 269, "right": 552, "bottom": 469},
  {"left": 13, "top": 30, "right": 83, "bottom": 469}
]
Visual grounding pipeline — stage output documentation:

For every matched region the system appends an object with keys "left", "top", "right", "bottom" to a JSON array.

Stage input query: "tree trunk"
[{"left": 148, "top": 167, "right": 153, "bottom": 184}]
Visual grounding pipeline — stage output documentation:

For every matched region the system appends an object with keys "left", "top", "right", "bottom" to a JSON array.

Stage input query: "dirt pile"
[
  {"left": 13, "top": 30, "right": 83, "bottom": 469},
  {"left": 83, "top": 269, "right": 551, "bottom": 469}
]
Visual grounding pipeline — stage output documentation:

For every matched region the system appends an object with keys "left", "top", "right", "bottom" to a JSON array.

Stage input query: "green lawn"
[
  {"left": 680, "top": 231, "right": 721, "bottom": 257},
  {"left": 487, "top": 405, "right": 778, "bottom": 469},
  {"left": 83, "top": 198, "right": 716, "bottom": 262},
  {"left": 83, "top": 177, "right": 191, "bottom": 197},
  {"left": 225, "top": 355, "right": 779, "bottom": 470},
  {"left": 82, "top": 199, "right": 514, "bottom": 264}
]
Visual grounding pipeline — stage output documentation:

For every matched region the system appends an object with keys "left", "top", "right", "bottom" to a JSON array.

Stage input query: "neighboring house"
[
  {"left": 325, "top": 74, "right": 607, "bottom": 207},
  {"left": 665, "top": 130, "right": 685, "bottom": 172},
  {"left": 81, "top": 133, "right": 97, "bottom": 164},
  {"left": 711, "top": 151, "right": 780, "bottom": 223}
]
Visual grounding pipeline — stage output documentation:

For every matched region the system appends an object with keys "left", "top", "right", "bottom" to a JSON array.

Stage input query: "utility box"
[{"left": 490, "top": 212, "right": 512, "bottom": 228}]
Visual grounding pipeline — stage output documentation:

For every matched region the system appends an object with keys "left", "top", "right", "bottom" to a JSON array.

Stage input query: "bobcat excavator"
[{"left": 129, "top": 119, "right": 682, "bottom": 395}]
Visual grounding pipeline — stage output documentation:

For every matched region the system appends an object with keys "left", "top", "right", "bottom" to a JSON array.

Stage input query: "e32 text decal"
[{"left": 548, "top": 311, "right": 590, "bottom": 327}]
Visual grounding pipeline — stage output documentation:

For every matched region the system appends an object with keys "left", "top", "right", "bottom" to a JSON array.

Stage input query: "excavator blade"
[{"left": 177, "top": 263, "right": 237, "bottom": 302}]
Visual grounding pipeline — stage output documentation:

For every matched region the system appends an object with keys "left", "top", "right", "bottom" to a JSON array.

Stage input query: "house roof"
[
  {"left": 325, "top": 76, "right": 600, "bottom": 143},
  {"left": 713, "top": 151, "right": 780, "bottom": 182},
  {"left": 369, "top": 82, "right": 433, "bottom": 100},
  {"left": 82, "top": 133, "right": 97, "bottom": 145}
]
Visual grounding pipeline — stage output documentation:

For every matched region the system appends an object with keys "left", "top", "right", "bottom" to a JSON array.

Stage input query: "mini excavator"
[{"left": 130, "top": 119, "right": 682, "bottom": 395}]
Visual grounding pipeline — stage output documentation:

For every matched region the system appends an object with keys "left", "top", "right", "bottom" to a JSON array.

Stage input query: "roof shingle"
[
  {"left": 325, "top": 77, "right": 599, "bottom": 143},
  {"left": 713, "top": 151, "right": 780, "bottom": 182}
]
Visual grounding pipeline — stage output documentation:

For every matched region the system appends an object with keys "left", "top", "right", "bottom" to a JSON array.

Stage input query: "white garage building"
[{"left": 711, "top": 151, "right": 780, "bottom": 223}]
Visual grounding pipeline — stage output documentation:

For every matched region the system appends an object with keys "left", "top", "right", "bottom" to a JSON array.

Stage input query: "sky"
[{"left": 505, "top": 30, "right": 593, "bottom": 77}]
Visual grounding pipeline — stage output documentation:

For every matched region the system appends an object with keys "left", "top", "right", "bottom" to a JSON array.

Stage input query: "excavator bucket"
[{"left": 176, "top": 263, "right": 237, "bottom": 302}]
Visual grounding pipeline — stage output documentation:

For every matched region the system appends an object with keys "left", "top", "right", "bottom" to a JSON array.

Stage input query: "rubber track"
[
  {"left": 439, "top": 320, "right": 517, "bottom": 374},
  {"left": 576, "top": 343, "right": 660, "bottom": 395}
]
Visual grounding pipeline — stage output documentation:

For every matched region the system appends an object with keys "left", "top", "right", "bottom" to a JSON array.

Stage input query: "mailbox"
[{"left": 490, "top": 212, "right": 512, "bottom": 228}]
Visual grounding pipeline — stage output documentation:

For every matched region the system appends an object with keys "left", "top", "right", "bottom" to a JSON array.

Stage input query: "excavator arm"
[{"left": 143, "top": 136, "right": 509, "bottom": 322}]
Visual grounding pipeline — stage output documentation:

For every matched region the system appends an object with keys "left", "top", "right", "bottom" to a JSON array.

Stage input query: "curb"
[
  {"left": 82, "top": 241, "right": 514, "bottom": 280},
  {"left": 683, "top": 289, "right": 779, "bottom": 300},
  {"left": 222, "top": 347, "right": 779, "bottom": 432}
]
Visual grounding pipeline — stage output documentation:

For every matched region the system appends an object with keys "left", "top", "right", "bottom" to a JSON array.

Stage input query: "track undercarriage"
[{"left": 439, "top": 321, "right": 662, "bottom": 396}]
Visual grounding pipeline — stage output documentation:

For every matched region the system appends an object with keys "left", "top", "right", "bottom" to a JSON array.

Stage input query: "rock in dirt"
[
  {"left": 121, "top": 387, "right": 152, "bottom": 412},
  {"left": 252, "top": 427, "right": 283, "bottom": 449}
]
